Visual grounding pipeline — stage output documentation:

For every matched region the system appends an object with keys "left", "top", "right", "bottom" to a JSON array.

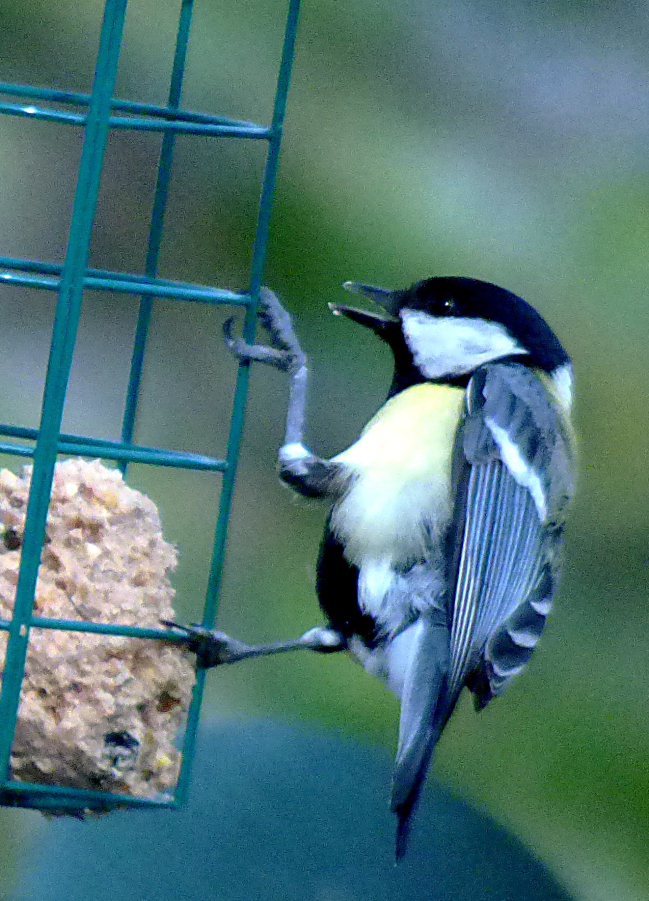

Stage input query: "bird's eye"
[{"left": 442, "top": 298, "right": 456, "bottom": 313}]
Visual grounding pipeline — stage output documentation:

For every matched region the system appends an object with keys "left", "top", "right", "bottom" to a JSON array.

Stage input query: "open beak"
[{"left": 328, "top": 281, "right": 400, "bottom": 337}]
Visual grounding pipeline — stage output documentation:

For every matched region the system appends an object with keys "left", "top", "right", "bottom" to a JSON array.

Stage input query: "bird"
[{"left": 169, "top": 277, "right": 576, "bottom": 859}]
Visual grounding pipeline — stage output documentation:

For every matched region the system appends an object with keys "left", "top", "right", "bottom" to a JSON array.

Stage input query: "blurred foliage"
[{"left": 0, "top": 1, "right": 647, "bottom": 900}]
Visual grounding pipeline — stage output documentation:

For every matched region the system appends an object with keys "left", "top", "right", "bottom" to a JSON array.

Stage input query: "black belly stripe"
[{"left": 316, "top": 516, "right": 380, "bottom": 649}]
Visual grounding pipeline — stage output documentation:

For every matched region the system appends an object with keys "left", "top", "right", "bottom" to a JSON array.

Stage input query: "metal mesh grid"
[{"left": 0, "top": 0, "right": 300, "bottom": 812}]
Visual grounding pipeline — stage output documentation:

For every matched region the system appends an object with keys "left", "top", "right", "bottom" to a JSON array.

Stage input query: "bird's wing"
[
  {"left": 447, "top": 362, "right": 575, "bottom": 707},
  {"left": 392, "top": 362, "right": 574, "bottom": 855}
]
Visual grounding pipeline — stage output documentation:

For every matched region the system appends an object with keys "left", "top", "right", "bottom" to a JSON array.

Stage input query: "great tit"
[{"left": 168, "top": 277, "right": 576, "bottom": 859}]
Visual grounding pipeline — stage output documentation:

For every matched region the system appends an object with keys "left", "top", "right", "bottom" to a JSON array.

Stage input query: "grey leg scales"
[{"left": 162, "top": 622, "right": 345, "bottom": 669}]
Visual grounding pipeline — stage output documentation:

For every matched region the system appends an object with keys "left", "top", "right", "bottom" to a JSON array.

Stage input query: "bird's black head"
[{"left": 332, "top": 276, "right": 571, "bottom": 395}]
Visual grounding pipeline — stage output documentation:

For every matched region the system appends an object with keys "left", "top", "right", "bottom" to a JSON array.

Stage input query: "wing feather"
[
  {"left": 389, "top": 362, "right": 575, "bottom": 855},
  {"left": 447, "top": 362, "right": 575, "bottom": 707}
]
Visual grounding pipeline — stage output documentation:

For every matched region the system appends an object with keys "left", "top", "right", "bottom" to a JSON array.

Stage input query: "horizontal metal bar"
[
  {"left": 0, "top": 424, "right": 227, "bottom": 471},
  {"left": 0, "top": 269, "right": 59, "bottom": 291},
  {"left": 0, "top": 79, "right": 260, "bottom": 129},
  {"left": 111, "top": 115, "right": 271, "bottom": 138},
  {"left": 0, "top": 779, "right": 177, "bottom": 809},
  {"left": 57, "top": 441, "right": 226, "bottom": 470},
  {"left": 0, "top": 100, "right": 271, "bottom": 138},
  {"left": 31, "top": 617, "right": 187, "bottom": 641},
  {"left": 0, "top": 442, "right": 33, "bottom": 459},
  {"left": 0, "top": 254, "right": 251, "bottom": 302},
  {"left": 0, "top": 101, "right": 83, "bottom": 127},
  {"left": 0, "top": 265, "right": 248, "bottom": 306},
  {"left": 0, "top": 616, "right": 188, "bottom": 642}
]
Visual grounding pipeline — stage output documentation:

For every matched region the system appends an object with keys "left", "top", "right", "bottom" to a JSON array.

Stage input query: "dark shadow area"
[{"left": 18, "top": 718, "right": 572, "bottom": 901}]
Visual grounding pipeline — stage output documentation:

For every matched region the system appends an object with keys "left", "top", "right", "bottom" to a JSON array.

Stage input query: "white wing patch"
[
  {"left": 400, "top": 310, "right": 527, "bottom": 379},
  {"left": 486, "top": 419, "right": 547, "bottom": 521}
]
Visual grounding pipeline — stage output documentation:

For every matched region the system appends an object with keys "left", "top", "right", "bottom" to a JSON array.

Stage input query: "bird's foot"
[
  {"left": 223, "top": 287, "right": 306, "bottom": 374},
  {"left": 163, "top": 621, "right": 346, "bottom": 669},
  {"left": 161, "top": 622, "right": 254, "bottom": 668}
]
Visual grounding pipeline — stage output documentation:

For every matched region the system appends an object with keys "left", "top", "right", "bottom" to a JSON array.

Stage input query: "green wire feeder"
[{"left": 0, "top": 0, "right": 300, "bottom": 814}]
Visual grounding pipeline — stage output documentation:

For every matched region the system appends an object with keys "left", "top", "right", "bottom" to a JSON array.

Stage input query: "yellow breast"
[{"left": 331, "top": 383, "right": 465, "bottom": 566}]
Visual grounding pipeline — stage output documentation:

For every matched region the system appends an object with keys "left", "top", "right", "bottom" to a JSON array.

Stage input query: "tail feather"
[
  {"left": 389, "top": 615, "right": 450, "bottom": 860},
  {"left": 393, "top": 733, "right": 436, "bottom": 860}
]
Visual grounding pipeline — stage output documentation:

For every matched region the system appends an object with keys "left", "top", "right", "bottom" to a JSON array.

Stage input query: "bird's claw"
[
  {"left": 161, "top": 621, "right": 247, "bottom": 668},
  {"left": 223, "top": 287, "right": 306, "bottom": 373},
  {"left": 223, "top": 316, "right": 291, "bottom": 370}
]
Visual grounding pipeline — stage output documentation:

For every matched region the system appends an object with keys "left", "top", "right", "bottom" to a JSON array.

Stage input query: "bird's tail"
[
  {"left": 390, "top": 615, "right": 451, "bottom": 861},
  {"left": 393, "top": 735, "right": 438, "bottom": 860}
]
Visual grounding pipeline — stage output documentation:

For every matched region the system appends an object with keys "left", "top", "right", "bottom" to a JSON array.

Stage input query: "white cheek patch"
[{"left": 400, "top": 310, "right": 527, "bottom": 378}]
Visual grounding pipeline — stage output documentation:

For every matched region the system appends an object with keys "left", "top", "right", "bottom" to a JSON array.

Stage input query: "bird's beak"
[{"left": 328, "top": 281, "right": 400, "bottom": 337}]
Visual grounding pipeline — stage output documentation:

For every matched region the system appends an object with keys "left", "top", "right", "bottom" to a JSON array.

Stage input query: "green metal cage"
[{"left": 0, "top": 0, "right": 300, "bottom": 813}]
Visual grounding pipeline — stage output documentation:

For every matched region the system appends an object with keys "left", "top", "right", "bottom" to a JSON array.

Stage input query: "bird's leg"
[
  {"left": 175, "top": 291, "right": 349, "bottom": 671},
  {"left": 224, "top": 287, "right": 343, "bottom": 499},
  {"left": 162, "top": 622, "right": 345, "bottom": 669}
]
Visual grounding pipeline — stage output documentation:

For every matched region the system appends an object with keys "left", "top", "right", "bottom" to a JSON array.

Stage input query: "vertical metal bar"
[
  {"left": 176, "top": 0, "right": 302, "bottom": 804},
  {"left": 248, "top": 0, "right": 301, "bottom": 301},
  {"left": 119, "top": 0, "right": 195, "bottom": 474},
  {"left": 202, "top": 0, "right": 301, "bottom": 631},
  {"left": 0, "top": 0, "right": 129, "bottom": 781}
]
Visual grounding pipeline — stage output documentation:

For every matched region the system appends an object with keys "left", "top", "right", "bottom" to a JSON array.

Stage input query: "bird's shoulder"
[{"left": 461, "top": 361, "right": 576, "bottom": 523}]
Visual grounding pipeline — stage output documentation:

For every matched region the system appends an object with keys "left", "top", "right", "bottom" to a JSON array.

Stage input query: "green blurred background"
[{"left": 0, "top": 0, "right": 647, "bottom": 898}]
